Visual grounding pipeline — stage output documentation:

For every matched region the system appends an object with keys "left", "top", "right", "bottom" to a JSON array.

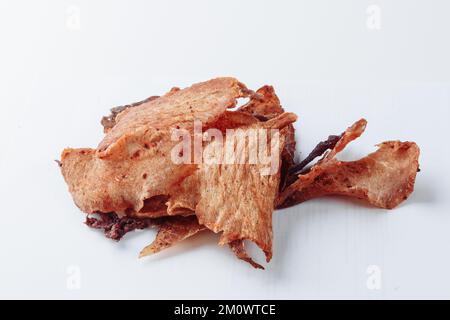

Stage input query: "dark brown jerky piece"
[
  {"left": 284, "top": 134, "right": 342, "bottom": 187},
  {"left": 85, "top": 212, "right": 161, "bottom": 241}
]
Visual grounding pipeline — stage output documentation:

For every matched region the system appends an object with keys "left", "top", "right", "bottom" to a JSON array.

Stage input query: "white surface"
[{"left": 1, "top": 0, "right": 449, "bottom": 299}]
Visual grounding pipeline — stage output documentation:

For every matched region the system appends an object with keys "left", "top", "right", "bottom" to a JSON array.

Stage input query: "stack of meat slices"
[{"left": 59, "top": 77, "right": 420, "bottom": 269}]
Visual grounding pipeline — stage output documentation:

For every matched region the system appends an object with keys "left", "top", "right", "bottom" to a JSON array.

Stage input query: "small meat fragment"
[
  {"left": 229, "top": 240, "right": 264, "bottom": 270},
  {"left": 86, "top": 212, "right": 161, "bottom": 241},
  {"left": 278, "top": 120, "right": 420, "bottom": 209},
  {"left": 239, "top": 85, "right": 284, "bottom": 121},
  {"left": 139, "top": 216, "right": 206, "bottom": 257}
]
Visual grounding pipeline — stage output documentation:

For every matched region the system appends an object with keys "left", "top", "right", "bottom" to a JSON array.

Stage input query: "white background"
[{"left": 1, "top": 0, "right": 449, "bottom": 299}]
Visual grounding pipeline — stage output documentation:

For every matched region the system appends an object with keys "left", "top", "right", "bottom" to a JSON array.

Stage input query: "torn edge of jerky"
[
  {"left": 85, "top": 212, "right": 161, "bottom": 241},
  {"left": 229, "top": 240, "right": 265, "bottom": 270},
  {"left": 284, "top": 133, "right": 342, "bottom": 187},
  {"left": 101, "top": 95, "right": 160, "bottom": 131}
]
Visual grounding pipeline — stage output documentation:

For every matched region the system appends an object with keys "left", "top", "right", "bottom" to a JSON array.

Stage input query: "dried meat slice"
[
  {"left": 238, "top": 85, "right": 284, "bottom": 121},
  {"left": 165, "top": 111, "right": 260, "bottom": 216},
  {"left": 60, "top": 127, "right": 196, "bottom": 214},
  {"left": 194, "top": 113, "right": 297, "bottom": 262},
  {"left": 139, "top": 216, "right": 206, "bottom": 257},
  {"left": 279, "top": 141, "right": 420, "bottom": 209},
  {"left": 238, "top": 85, "right": 296, "bottom": 188},
  {"left": 98, "top": 77, "right": 250, "bottom": 157},
  {"left": 101, "top": 95, "right": 160, "bottom": 133},
  {"left": 277, "top": 119, "right": 420, "bottom": 209},
  {"left": 163, "top": 89, "right": 297, "bottom": 267},
  {"left": 278, "top": 118, "right": 367, "bottom": 206}
]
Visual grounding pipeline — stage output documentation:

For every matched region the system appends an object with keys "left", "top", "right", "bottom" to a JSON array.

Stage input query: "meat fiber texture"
[{"left": 60, "top": 78, "right": 420, "bottom": 269}]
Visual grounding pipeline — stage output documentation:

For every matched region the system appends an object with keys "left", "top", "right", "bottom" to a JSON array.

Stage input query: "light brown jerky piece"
[
  {"left": 278, "top": 118, "right": 367, "bottom": 206},
  {"left": 194, "top": 113, "right": 296, "bottom": 262},
  {"left": 60, "top": 127, "right": 196, "bottom": 214},
  {"left": 239, "top": 85, "right": 296, "bottom": 186},
  {"left": 278, "top": 119, "right": 420, "bottom": 209},
  {"left": 165, "top": 111, "right": 260, "bottom": 216},
  {"left": 164, "top": 90, "right": 297, "bottom": 267},
  {"left": 239, "top": 85, "right": 284, "bottom": 120},
  {"left": 279, "top": 141, "right": 420, "bottom": 209},
  {"left": 97, "top": 77, "right": 250, "bottom": 157},
  {"left": 139, "top": 216, "right": 206, "bottom": 257},
  {"left": 101, "top": 95, "right": 160, "bottom": 133}
]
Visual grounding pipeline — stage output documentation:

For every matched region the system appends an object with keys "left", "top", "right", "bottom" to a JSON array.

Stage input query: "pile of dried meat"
[{"left": 59, "top": 77, "right": 420, "bottom": 269}]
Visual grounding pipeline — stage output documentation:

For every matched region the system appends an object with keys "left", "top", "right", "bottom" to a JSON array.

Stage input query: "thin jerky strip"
[
  {"left": 139, "top": 216, "right": 206, "bottom": 257},
  {"left": 288, "top": 134, "right": 342, "bottom": 177},
  {"left": 278, "top": 118, "right": 420, "bottom": 209},
  {"left": 277, "top": 119, "right": 367, "bottom": 207},
  {"left": 279, "top": 141, "right": 420, "bottom": 209}
]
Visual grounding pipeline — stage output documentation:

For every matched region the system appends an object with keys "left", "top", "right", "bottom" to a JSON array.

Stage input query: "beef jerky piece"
[
  {"left": 278, "top": 119, "right": 420, "bottom": 209},
  {"left": 279, "top": 141, "right": 420, "bottom": 209},
  {"left": 165, "top": 96, "right": 297, "bottom": 266},
  {"left": 283, "top": 134, "right": 341, "bottom": 188},
  {"left": 238, "top": 85, "right": 296, "bottom": 190},
  {"left": 139, "top": 216, "right": 206, "bottom": 257},
  {"left": 278, "top": 119, "right": 367, "bottom": 206},
  {"left": 167, "top": 113, "right": 297, "bottom": 262},
  {"left": 85, "top": 212, "right": 161, "bottom": 241},
  {"left": 287, "top": 134, "right": 342, "bottom": 177},
  {"left": 165, "top": 111, "right": 260, "bottom": 216},
  {"left": 98, "top": 77, "right": 250, "bottom": 157},
  {"left": 238, "top": 85, "right": 285, "bottom": 120},
  {"left": 60, "top": 127, "right": 196, "bottom": 214},
  {"left": 194, "top": 113, "right": 296, "bottom": 262},
  {"left": 237, "top": 85, "right": 296, "bottom": 167},
  {"left": 209, "top": 111, "right": 259, "bottom": 132},
  {"left": 278, "top": 124, "right": 297, "bottom": 191},
  {"left": 139, "top": 215, "right": 265, "bottom": 270},
  {"left": 101, "top": 95, "right": 160, "bottom": 133}
]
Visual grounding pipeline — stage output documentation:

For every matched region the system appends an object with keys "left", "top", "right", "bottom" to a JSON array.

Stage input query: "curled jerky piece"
[
  {"left": 98, "top": 77, "right": 250, "bottom": 156},
  {"left": 239, "top": 85, "right": 284, "bottom": 121},
  {"left": 229, "top": 240, "right": 264, "bottom": 270},
  {"left": 278, "top": 120, "right": 420, "bottom": 209},
  {"left": 278, "top": 118, "right": 367, "bottom": 206},
  {"left": 279, "top": 141, "right": 420, "bottom": 209},
  {"left": 139, "top": 216, "right": 206, "bottom": 257}
]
